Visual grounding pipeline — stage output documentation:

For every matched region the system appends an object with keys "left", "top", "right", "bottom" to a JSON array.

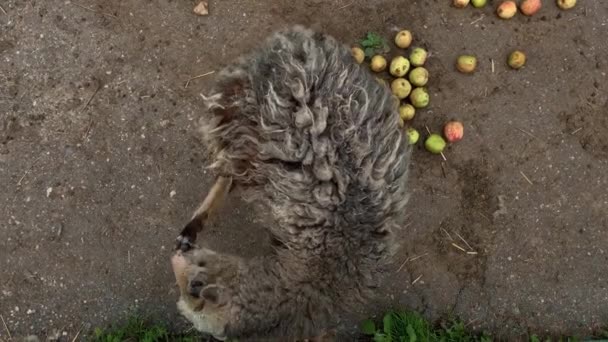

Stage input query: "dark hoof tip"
[{"left": 176, "top": 235, "right": 194, "bottom": 252}]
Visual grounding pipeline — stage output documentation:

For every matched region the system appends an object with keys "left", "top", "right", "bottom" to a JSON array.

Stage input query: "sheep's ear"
[{"left": 201, "top": 285, "right": 230, "bottom": 306}]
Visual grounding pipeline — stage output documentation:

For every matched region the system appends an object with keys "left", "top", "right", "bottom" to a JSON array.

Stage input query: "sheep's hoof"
[
  {"left": 176, "top": 234, "right": 194, "bottom": 252},
  {"left": 176, "top": 219, "right": 203, "bottom": 251}
]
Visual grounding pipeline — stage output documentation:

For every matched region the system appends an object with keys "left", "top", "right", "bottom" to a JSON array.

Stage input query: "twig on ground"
[
  {"left": 520, "top": 171, "right": 533, "bottom": 185},
  {"left": 397, "top": 258, "right": 410, "bottom": 272},
  {"left": 70, "top": 327, "right": 82, "bottom": 342},
  {"left": 0, "top": 5, "right": 7, "bottom": 15},
  {"left": 491, "top": 58, "right": 495, "bottom": 73},
  {"left": 56, "top": 224, "right": 63, "bottom": 239},
  {"left": 451, "top": 242, "right": 467, "bottom": 253},
  {"left": 409, "top": 253, "right": 429, "bottom": 263},
  {"left": 82, "top": 117, "right": 94, "bottom": 142},
  {"left": 411, "top": 275, "right": 422, "bottom": 285},
  {"left": 337, "top": 2, "right": 354, "bottom": 10},
  {"left": 17, "top": 155, "right": 43, "bottom": 186},
  {"left": 516, "top": 127, "right": 535, "bottom": 139},
  {"left": 477, "top": 211, "right": 491, "bottom": 222},
  {"left": 570, "top": 127, "right": 583, "bottom": 135},
  {"left": 79, "top": 86, "right": 100, "bottom": 142},
  {"left": 72, "top": 2, "right": 118, "bottom": 19},
  {"left": 465, "top": 318, "right": 480, "bottom": 327},
  {"left": 440, "top": 227, "right": 453, "bottom": 240},
  {"left": 0, "top": 314, "right": 11, "bottom": 341},
  {"left": 397, "top": 252, "right": 429, "bottom": 272},
  {"left": 80, "top": 85, "right": 100, "bottom": 115},
  {"left": 470, "top": 15, "right": 484, "bottom": 25},
  {"left": 455, "top": 232, "right": 473, "bottom": 251},
  {"left": 184, "top": 70, "right": 215, "bottom": 88}
]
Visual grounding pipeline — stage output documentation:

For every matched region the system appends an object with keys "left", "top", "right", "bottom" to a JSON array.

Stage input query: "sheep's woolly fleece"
[{"left": 193, "top": 25, "right": 411, "bottom": 338}]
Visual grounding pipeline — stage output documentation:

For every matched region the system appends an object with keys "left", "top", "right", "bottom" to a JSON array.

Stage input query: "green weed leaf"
[
  {"left": 361, "top": 319, "right": 377, "bottom": 335},
  {"left": 374, "top": 332, "right": 392, "bottom": 342},
  {"left": 359, "top": 32, "right": 388, "bottom": 57},
  {"left": 384, "top": 312, "right": 395, "bottom": 334},
  {"left": 406, "top": 323, "right": 417, "bottom": 342}
]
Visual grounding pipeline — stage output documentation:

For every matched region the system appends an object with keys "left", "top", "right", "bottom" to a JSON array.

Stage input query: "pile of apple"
[
  {"left": 452, "top": 0, "right": 578, "bottom": 71},
  {"left": 453, "top": 0, "right": 576, "bottom": 17},
  {"left": 352, "top": 30, "right": 430, "bottom": 124},
  {"left": 351, "top": 30, "right": 465, "bottom": 156}
]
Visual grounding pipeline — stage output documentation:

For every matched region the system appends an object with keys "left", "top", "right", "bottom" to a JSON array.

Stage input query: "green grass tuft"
[
  {"left": 361, "top": 310, "right": 489, "bottom": 342},
  {"left": 360, "top": 310, "right": 606, "bottom": 342},
  {"left": 93, "top": 316, "right": 199, "bottom": 342},
  {"left": 92, "top": 311, "right": 608, "bottom": 342}
]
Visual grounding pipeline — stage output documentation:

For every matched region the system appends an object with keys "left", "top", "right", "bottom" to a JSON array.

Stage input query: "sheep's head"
[{"left": 171, "top": 249, "right": 240, "bottom": 340}]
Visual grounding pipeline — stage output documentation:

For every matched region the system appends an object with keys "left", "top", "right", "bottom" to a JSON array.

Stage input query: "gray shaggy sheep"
[{"left": 171, "top": 25, "right": 412, "bottom": 341}]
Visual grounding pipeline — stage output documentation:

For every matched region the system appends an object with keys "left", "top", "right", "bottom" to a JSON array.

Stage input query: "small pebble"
[{"left": 193, "top": 1, "right": 209, "bottom": 16}]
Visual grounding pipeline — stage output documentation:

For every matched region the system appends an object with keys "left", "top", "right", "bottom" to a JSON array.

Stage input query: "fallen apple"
[
  {"left": 406, "top": 128, "right": 420, "bottom": 145},
  {"left": 443, "top": 121, "right": 464, "bottom": 143},
  {"left": 497, "top": 1, "right": 517, "bottom": 19},
  {"left": 391, "top": 78, "right": 412, "bottom": 99},
  {"left": 557, "top": 0, "right": 576, "bottom": 10},
  {"left": 390, "top": 56, "right": 410, "bottom": 77},
  {"left": 471, "top": 0, "right": 487, "bottom": 8},
  {"left": 399, "top": 104, "right": 416, "bottom": 121},
  {"left": 351, "top": 47, "right": 365, "bottom": 64},
  {"left": 456, "top": 55, "right": 477, "bottom": 74},
  {"left": 409, "top": 47, "right": 428, "bottom": 67},
  {"left": 453, "top": 0, "right": 470, "bottom": 8},
  {"left": 425, "top": 134, "right": 446, "bottom": 154},
  {"left": 395, "top": 30, "right": 413, "bottom": 49},
  {"left": 409, "top": 67, "right": 429, "bottom": 87},
  {"left": 508, "top": 50, "right": 526, "bottom": 69},
  {"left": 409, "top": 87, "right": 430, "bottom": 108},
  {"left": 370, "top": 55, "right": 387, "bottom": 72},
  {"left": 520, "top": 0, "right": 541, "bottom": 16}
]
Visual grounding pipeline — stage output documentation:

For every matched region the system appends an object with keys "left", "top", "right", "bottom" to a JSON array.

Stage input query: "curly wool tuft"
[{"left": 197, "top": 26, "right": 411, "bottom": 339}]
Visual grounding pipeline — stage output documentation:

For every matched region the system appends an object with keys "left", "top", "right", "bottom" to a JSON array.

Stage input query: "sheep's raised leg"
[{"left": 176, "top": 176, "right": 233, "bottom": 252}]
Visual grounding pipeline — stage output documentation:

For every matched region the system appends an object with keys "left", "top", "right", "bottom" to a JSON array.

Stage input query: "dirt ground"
[{"left": 1, "top": 0, "right": 607, "bottom": 340}]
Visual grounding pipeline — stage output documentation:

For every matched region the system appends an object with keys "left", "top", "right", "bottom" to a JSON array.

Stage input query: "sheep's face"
[{"left": 171, "top": 249, "right": 238, "bottom": 341}]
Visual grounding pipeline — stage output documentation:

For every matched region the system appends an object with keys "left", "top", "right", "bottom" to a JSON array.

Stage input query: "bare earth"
[{"left": 1, "top": 0, "right": 607, "bottom": 340}]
